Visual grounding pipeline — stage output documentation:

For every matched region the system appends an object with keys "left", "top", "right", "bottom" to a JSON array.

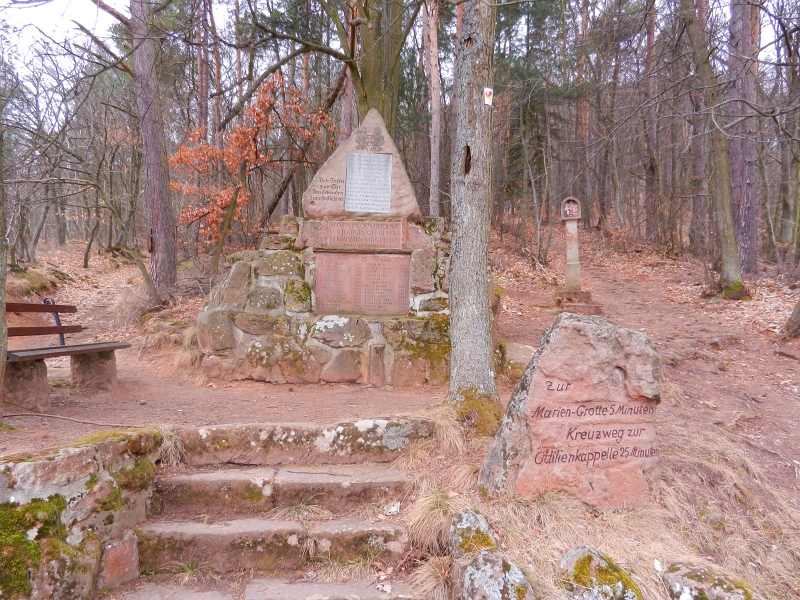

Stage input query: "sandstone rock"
[
  {"left": 284, "top": 279, "right": 312, "bottom": 313},
  {"left": 31, "top": 537, "right": 101, "bottom": 600},
  {"left": 253, "top": 250, "right": 304, "bottom": 278},
  {"left": 219, "top": 261, "right": 251, "bottom": 308},
  {"left": 321, "top": 348, "right": 363, "bottom": 382},
  {"left": 313, "top": 316, "right": 372, "bottom": 347},
  {"left": 410, "top": 248, "right": 436, "bottom": 294},
  {"left": 560, "top": 546, "right": 641, "bottom": 600},
  {"left": 449, "top": 510, "right": 495, "bottom": 559},
  {"left": 504, "top": 342, "right": 536, "bottom": 379},
  {"left": 98, "top": 530, "right": 139, "bottom": 590},
  {"left": 460, "top": 550, "right": 534, "bottom": 600},
  {"left": 226, "top": 250, "right": 261, "bottom": 264},
  {"left": 4, "top": 360, "right": 51, "bottom": 411},
  {"left": 390, "top": 355, "right": 428, "bottom": 387},
  {"left": 417, "top": 295, "right": 448, "bottom": 313},
  {"left": 179, "top": 419, "right": 434, "bottom": 467},
  {"left": 479, "top": 313, "right": 662, "bottom": 509},
  {"left": 245, "top": 286, "right": 283, "bottom": 314},
  {"left": 308, "top": 343, "right": 332, "bottom": 364},
  {"left": 294, "top": 219, "right": 326, "bottom": 249},
  {"left": 71, "top": 351, "right": 118, "bottom": 389},
  {"left": 279, "top": 351, "right": 323, "bottom": 384},
  {"left": 382, "top": 316, "right": 449, "bottom": 346},
  {"left": 196, "top": 310, "right": 236, "bottom": 352},
  {"left": 279, "top": 215, "right": 300, "bottom": 236},
  {"left": 302, "top": 110, "right": 420, "bottom": 221},
  {"left": 662, "top": 562, "right": 764, "bottom": 600},
  {"left": 234, "top": 314, "right": 291, "bottom": 337},
  {"left": 407, "top": 224, "right": 436, "bottom": 256},
  {"left": 368, "top": 344, "right": 386, "bottom": 387}
]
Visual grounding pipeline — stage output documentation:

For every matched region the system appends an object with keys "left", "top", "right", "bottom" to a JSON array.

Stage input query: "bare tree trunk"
[
  {"left": 681, "top": 0, "right": 745, "bottom": 297},
  {"left": 728, "top": 0, "right": 760, "bottom": 273},
  {"left": 447, "top": 0, "right": 501, "bottom": 433},
  {"left": 424, "top": 0, "right": 442, "bottom": 217},
  {"left": 130, "top": 0, "right": 177, "bottom": 297},
  {"left": 688, "top": 90, "right": 708, "bottom": 251},
  {"left": 0, "top": 99, "right": 8, "bottom": 418},
  {"left": 643, "top": 0, "right": 659, "bottom": 240},
  {"left": 28, "top": 199, "right": 50, "bottom": 263}
]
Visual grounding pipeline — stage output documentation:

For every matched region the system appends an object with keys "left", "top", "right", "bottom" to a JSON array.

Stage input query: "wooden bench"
[{"left": 4, "top": 300, "right": 131, "bottom": 411}]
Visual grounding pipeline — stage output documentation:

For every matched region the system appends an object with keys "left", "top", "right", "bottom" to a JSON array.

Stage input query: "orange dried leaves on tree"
[{"left": 172, "top": 75, "right": 335, "bottom": 244}]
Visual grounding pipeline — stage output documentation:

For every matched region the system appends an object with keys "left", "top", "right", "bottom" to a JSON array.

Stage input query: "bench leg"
[
  {"left": 71, "top": 351, "right": 118, "bottom": 390},
  {"left": 4, "top": 360, "right": 51, "bottom": 412}
]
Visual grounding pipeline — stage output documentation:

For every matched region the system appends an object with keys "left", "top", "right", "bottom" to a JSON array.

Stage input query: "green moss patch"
[
  {"left": 0, "top": 495, "right": 67, "bottom": 598},
  {"left": 451, "top": 388, "right": 503, "bottom": 437}
]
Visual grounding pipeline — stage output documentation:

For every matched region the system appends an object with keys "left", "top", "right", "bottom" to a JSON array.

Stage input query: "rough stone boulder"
[
  {"left": 662, "top": 562, "right": 764, "bottom": 600},
  {"left": 461, "top": 550, "right": 535, "bottom": 600},
  {"left": 559, "top": 546, "right": 642, "bottom": 600},
  {"left": 447, "top": 510, "right": 534, "bottom": 599},
  {"left": 479, "top": 313, "right": 662, "bottom": 509}
]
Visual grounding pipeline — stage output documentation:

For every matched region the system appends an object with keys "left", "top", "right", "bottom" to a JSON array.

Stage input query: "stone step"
[
  {"left": 150, "top": 464, "right": 411, "bottom": 520},
  {"left": 244, "top": 578, "right": 415, "bottom": 599},
  {"left": 121, "top": 583, "right": 235, "bottom": 599},
  {"left": 138, "top": 518, "right": 407, "bottom": 575}
]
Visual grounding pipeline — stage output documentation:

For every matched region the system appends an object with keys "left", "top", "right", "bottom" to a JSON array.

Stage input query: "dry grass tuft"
[
  {"left": 406, "top": 488, "right": 465, "bottom": 553},
  {"left": 410, "top": 555, "right": 452, "bottom": 600},
  {"left": 395, "top": 398, "right": 800, "bottom": 600},
  {"left": 154, "top": 424, "right": 187, "bottom": 467},
  {"left": 268, "top": 503, "right": 331, "bottom": 522},
  {"left": 314, "top": 555, "right": 376, "bottom": 582}
]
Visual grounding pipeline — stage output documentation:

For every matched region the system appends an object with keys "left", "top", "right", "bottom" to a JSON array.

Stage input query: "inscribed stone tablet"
[
  {"left": 345, "top": 153, "right": 392, "bottom": 214},
  {"left": 479, "top": 313, "right": 662, "bottom": 509},
  {"left": 324, "top": 220, "right": 405, "bottom": 250},
  {"left": 315, "top": 253, "right": 410, "bottom": 316}
]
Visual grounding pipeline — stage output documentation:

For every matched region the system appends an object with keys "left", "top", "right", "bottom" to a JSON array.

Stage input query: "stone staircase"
[{"left": 123, "top": 463, "right": 417, "bottom": 599}]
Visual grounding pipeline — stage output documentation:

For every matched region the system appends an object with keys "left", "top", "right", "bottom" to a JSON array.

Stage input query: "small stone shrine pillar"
[
  {"left": 553, "top": 197, "right": 601, "bottom": 315},
  {"left": 562, "top": 197, "right": 581, "bottom": 292}
]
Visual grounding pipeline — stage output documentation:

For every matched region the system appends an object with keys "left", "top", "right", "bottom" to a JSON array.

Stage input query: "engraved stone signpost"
[{"left": 479, "top": 313, "right": 662, "bottom": 509}]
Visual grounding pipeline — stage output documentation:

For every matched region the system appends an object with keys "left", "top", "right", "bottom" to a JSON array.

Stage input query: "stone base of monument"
[
  {"left": 562, "top": 302, "right": 602, "bottom": 315},
  {"left": 553, "top": 289, "right": 593, "bottom": 306},
  {"left": 196, "top": 216, "right": 457, "bottom": 387}
]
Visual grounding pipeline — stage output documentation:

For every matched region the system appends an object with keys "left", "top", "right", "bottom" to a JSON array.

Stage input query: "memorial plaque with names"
[
  {"left": 323, "top": 220, "right": 405, "bottom": 250},
  {"left": 345, "top": 153, "right": 392, "bottom": 214},
  {"left": 315, "top": 252, "right": 410, "bottom": 316}
]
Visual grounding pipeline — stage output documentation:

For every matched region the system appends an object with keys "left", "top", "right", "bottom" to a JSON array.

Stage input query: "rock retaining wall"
[{"left": 197, "top": 216, "right": 453, "bottom": 386}]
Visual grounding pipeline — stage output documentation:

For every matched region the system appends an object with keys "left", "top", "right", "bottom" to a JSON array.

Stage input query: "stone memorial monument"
[
  {"left": 553, "top": 197, "right": 601, "bottom": 315},
  {"left": 196, "top": 110, "right": 451, "bottom": 386},
  {"left": 478, "top": 313, "right": 662, "bottom": 510}
]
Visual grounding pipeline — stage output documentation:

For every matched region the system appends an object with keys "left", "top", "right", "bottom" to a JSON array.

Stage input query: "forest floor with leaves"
[{"left": 1, "top": 229, "right": 799, "bottom": 598}]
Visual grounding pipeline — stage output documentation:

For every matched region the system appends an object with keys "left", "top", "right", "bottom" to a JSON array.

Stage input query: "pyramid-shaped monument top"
[{"left": 302, "top": 110, "right": 421, "bottom": 221}]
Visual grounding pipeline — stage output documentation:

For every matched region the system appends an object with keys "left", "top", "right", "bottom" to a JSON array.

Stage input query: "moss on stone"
[
  {"left": 0, "top": 495, "right": 67, "bottom": 598},
  {"left": 452, "top": 388, "right": 503, "bottom": 437},
  {"left": 113, "top": 457, "right": 155, "bottom": 492},
  {"left": 459, "top": 530, "right": 496, "bottom": 553},
  {"left": 284, "top": 279, "right": 312, "bottom": 312},
  {"left": 253, "top": 250, "right": 305, "bottom": 278},
  {"left": 570, "top": 552, "right": 642, "bottom": 600}
]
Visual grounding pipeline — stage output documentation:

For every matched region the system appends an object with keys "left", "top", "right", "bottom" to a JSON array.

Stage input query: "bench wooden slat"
[
  {"left": 8, "top": 325, "right": 83, "bottom": 337},
  {"left": 6, "top": 302, "right": 78, "bottom": 314},
  {"left": 7, "top": 342, "right": 131, "bottom": 362}
]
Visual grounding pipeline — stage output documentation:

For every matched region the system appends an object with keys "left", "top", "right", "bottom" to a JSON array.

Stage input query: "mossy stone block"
[{"left": 253, "top": 250, "right": 304, "bottom": 278}]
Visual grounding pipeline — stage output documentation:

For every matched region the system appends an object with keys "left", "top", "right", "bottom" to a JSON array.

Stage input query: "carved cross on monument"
[{"left": 553, "top": 197, "right": 601, "bottom": 315}]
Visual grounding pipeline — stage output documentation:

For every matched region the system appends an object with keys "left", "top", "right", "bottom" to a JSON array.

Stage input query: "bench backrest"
[{"left": 5, "top": 301, "right": 82, "bottom": 344}]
